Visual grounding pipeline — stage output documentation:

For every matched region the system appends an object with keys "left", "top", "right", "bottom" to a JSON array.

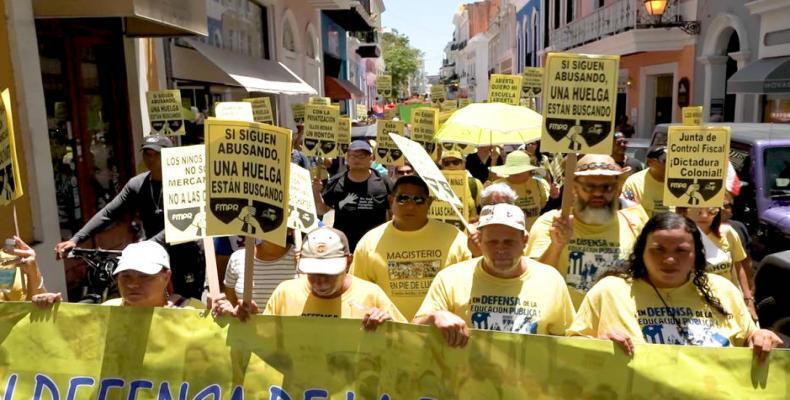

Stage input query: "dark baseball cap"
[
  {"left": 646, "top": 145, "right": 667, "bottom": 159},
  {"left": 348, "top": 140, "right": 372, "bottom": 153},
  {"left": 141, "top": 135, "right": 173, "bottom": 152}
]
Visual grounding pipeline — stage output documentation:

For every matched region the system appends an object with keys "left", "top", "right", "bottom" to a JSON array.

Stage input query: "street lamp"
[
  {"left": 641, "top": 0, "right": 700, "bottom": 35},
  {"left": 643, "top": 0, "right": 668, "bottom": 17}
]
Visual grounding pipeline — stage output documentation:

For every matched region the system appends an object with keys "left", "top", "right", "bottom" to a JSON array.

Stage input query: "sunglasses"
[
  {"left": 575, "top": 182, "right": 616, "bottom": 194},
  {"left": 442, "top": 159, "right": 463, "bottom": 167},
  {"left": 395, "top": 194, "right": 428, "bottom": 205}
]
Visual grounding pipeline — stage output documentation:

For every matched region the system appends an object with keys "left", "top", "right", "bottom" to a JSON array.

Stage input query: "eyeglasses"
[
  {"left": 575, "top": 181, "right": 616, "bottom": 194},
  {"left": 441, "top": 159, "right": 463, "bottom": 167},
  {"left": 395, "top": 194, "right": 428, "bottom": 205}
]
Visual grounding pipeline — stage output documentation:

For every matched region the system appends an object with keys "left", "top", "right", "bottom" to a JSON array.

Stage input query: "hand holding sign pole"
[{"left": 0, "top": 89, "right": 26, "bottom": 295}]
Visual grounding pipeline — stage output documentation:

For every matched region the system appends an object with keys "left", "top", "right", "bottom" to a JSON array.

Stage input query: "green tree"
[{"left": 381, "top": 30, "right": 422, "bottom": 98}]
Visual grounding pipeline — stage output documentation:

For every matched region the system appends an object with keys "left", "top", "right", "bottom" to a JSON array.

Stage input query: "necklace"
[
  {"left": 646, "top": 279, "right": 691, "bottom": 345},
  {"left": 150, "top": 181, "right": 163, "bottom": 214}
]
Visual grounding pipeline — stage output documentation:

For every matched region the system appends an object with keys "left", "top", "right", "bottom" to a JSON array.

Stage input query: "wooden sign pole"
[
  {"left": 242, "top": 237, "right": 255, "bottom": 304},
  {"left": 560, "top": 153, "right": 577, "bottom": 219},
  {"left": 202, "top": 237, "right": 220, "bottom": 298}
]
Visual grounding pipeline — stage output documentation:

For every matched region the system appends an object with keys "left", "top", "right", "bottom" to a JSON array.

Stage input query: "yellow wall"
[{"left": 0, "top": 0, "right": 35, "bottom": 243}]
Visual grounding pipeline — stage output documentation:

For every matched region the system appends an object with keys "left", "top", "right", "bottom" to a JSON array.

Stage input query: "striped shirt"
[{"left": 224, "top": 246, "right": 298, "bottom": 306}]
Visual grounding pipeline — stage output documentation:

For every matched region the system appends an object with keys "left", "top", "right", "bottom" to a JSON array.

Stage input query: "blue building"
[{"left": 515, "top": 0, "right": 541, "bottom": 72}]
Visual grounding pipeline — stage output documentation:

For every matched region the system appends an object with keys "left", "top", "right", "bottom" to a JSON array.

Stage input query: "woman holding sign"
[{"left": 567, "top": 213, "right": 781, "bottom": 363}]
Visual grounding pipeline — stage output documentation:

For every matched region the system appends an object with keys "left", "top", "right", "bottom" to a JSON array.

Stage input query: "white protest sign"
[
  {"left": 389, "top": 133, "right": 462, "bottom": 207},
  {"left": 215, "top": 102, "right": 254, "bottom": 122},
  {"left": 287, "top": 164, "right": 319, "bottom": 232},
  {"left": 162, "top": 145, "right": 206, "bottom": 244}
]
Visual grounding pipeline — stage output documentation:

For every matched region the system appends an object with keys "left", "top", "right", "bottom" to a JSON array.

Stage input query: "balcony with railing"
[{"left": 550, "top": 0, "right": 697, "bottom": 52}]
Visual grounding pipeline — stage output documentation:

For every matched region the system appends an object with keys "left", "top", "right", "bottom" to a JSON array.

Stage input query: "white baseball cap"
[
  {"left": 477, "top": 203, "right": 526, "bottom": 232},
  {"left": 298, "top": 228, "right": 350, "bottom": 275},
  {"left": 113, "top": 241, "right": 170, "bottom": 275}
]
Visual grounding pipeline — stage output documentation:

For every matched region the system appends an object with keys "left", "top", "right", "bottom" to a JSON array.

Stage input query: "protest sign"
[
  {"left": 287, "top": 163, "right": 319, "bottom": 232},
  {"left": 390, "top": 133, "right": 462, "bottom": 209},
  {"left": 428, "top": 170, "right": 469, "bottom": 230},
  {"left": 440, "top": 142, "right": 475, "bottom": 155},
  {"left": 146, "top": 89, "right": 185, "bottom": 136},
  {"left": 411, "top": 107, "right": 439, "bottom": 158},
  {"left": 488, "top": 74, "right": 523, "bottom": 105},
  {"left": 204, "top": 119, "right": 291, "bottom": 246},
  {"left": 376, "top": 75, "right": 392, "bottom": 99},
  {"left": 521, "top": 67, "right": 544, "bottom": 98},
  {"left": 542, "top": 53, "right": 620, "bottom": 154},
  {"left": 303, "top": 105, "right": 339, "bottom": 158},
  {"left": 682, "top": 106, "right": 704, "bottom": 126},
  {"left": 0, "top": 89, "right": 23, "bottom": 206},
  {"left": 375, "top": 120, "right": 406, "bottom": 166},
  {"left": 355, "top": 103, "right": 368, "bottom": 120},
  {"left": 243, "top": 97, "right": 274, "bottom": 125},
  {"left": 430, "top": 84, "right": 446, "bottom": 106},
  {"left": 458, "top": 98, "right": 471, "bottom": 108},
  {"left": 664, "top": 126, "right": 730, "bottom": 208},
  {"left": 336, "top": 116, "right": 352, "bottom": 157},
  {"left": 3, "top": 302, "right": 789, "bottom": 400},
  {"left": 384, "top": 107, "right": 397, "bottom": 120},
  {"left": 215, "top": 102, "right": 254, "bottom": 122},
  {"left": 441, "top": 99, "right": 458, "bottom": 112},
  {"left": 161, "top": 145, "right": 206, "bottom": 244},
  {"left": 291, "top": 103, "right": 305, "bottom": 124},
  {"left": 308, "top": 96, "right": 331, "bottom": 106}
]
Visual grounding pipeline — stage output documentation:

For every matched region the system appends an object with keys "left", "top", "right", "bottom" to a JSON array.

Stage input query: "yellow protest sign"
[
  {"left": 243, "top": 97, "right": 274, "bottom": 125},
  {"left": 428, "top": 170, "right": 469, "bottom": 230},
  {"left": 384, "top": 107, "right": 397, "bottom": 120},
  {"left": 458, "top": 97, "right": 471, "bottom": 108},
  {"left": 375, "top": 120, "right": 406, "bottom": 166},
  {"left": 287, "top": 163, "right": 319, "bottom": 232},
  {"left": 664, "top": 126, "right": 730, "bottom": 207},
  {"left": 376, "top": 75, "right": 392, "bottom": 98},
  {"left": 336, "top": 116, "right": 352, "bottom": 157},
  {"left": 146, "top": 89, "right": 185, "bottom": 136},
  {"left": 682, "top": 106, "right": 704, "bottom": 126},
  {"left": 2, "top": 302, "right": 789, "bottom": 399},
  {"left": 441, "top": 99, "right": 458, "bottom": 112},
  {"left": 488, "top": 74, "right": 523, "bottom": 105},
  {"left": 542, "top": 53, "right": 620, "bottom": 154},
  {"left": 430, "top": 84, "right": 446, "bottom": 106},
  {"left": 390, "top": 133, "right": 462, "bottom": 208},
  {"left": 214, "top": 102, "right": 254, "bottom": 122},
  {"left": 162, "top": 145, "right": 206, "bottom": 244},
  {"left": 521, "top": 67, "right": 544, "bottom": 98},
  {"left": 204, "top": 119, "right": 291, "bottom": 246},
  {"left": 303, "top": 105, "right": 339, "bottom": 158},
  {"left": 291, "top": 103, "right": 305, "bottom": 124},
  {"left": 411, "top": 107, "right": 439, "bottom": 158},
  {"left": 0, "top": 89, "right": 23, "bottom": 205},
  {"left": 308, "top": 96, "right": 331, "bottom": 106},
  {"left": 355, "top": 103, "right": 368, "bottom": 120}
]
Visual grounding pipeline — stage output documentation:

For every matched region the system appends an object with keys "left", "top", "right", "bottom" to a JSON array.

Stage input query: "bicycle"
[{"left": 68, "top": 248, "right": 122, "bottom": 303}]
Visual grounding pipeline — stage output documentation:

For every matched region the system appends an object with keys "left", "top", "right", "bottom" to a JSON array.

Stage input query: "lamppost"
[{"left": 642, "top": 0, "right": 700, "bottom": 35}]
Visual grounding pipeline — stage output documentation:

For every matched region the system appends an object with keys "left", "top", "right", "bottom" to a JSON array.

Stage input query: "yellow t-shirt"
[
  {"left": 414, "top": 257, "right": 575, "bottom": 335},
  {"left": 526, "top": 206, "right": 648, "bottom": 306},
  {"left": 263, "top": 275, "right": 406, "bottom": 322},
  {"left": 621, "top": 169, "right": 673, "bottom": 217},
  {"left": 351, "top": 220, "right": 472, "bottom": 320},
  {"left": 567, "top": 274, "right": 756, "bottom": 347},
  {"left": 495, "top": 177, "right": 550, "bottom": 229},
  {"left": 705, "top": 224, "right": 748, "bottom": 284},
  {"left": 101, "top": 296, "right": 204, "bottom": 309}
]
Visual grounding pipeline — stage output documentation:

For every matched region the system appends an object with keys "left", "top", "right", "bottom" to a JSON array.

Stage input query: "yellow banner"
[
  {"left": 1, "top": 303, "right": 787, "bottom": 399},
  {"left": 376, "top": 75, "right": 392, "bottom": 98},
  {"left": 287, "top": 163, "right": 318, "bottom": 232},
  {"left": 430, "top": 84, "right": 446, "bottom": 106},
  {"left": 682, "top": 106, "right": 704, "bottom": 126},
  {"left": 215, "top": 102, "right": 254, "bottom": 122},
  {"left": 542, "top": 53, "right": 620, "bottom": 154},
  {"left": 411, "top": 107, "right": 439, "bottom": 159},
  {"left": 243, "top": 97, "right": 274, "bottom": 125},
  {"left": 162, "top": 145, "right": 206, "bottom": 244},
  {"left": 291, "top": 103, "right": 305, "bottom": 124},
  {"left": 146, "top": 89, "right": 185, "bottom": 136},
  {"left": 664, "top": 126, "right": 730, "bottom": 207},
  {"left": 458, "top": 98, "right": 471, "bottom": 108},
  {"left": 428, "top": 170, "right": 469, "bottom": 230},
  {"left": 336, "top": 116, "right": 352, "bottom": 157},
  {"left": 488, "top": 74, "right": 523, "bottom": 105},
  {"left": 204, "top": 119, "right": 291, "bottom": 246},
  {"left": 521, "top": 67, "right": 544, "bottom": 98},
  {"left": 303, "top": 105, "right": 339, "bottom": 158},
  {"left": 375, "top": 120, "right": 406, "bottom": 166},
  {"left": 0, "top": 89, "right": 23, "bottom": 205}
]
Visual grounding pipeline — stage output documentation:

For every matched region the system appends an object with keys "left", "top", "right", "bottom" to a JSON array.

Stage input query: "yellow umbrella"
[{"left": 434, "top": 102, "right": 542, "bottom": 146}]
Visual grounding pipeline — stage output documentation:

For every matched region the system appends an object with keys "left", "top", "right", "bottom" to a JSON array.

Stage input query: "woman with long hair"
[{"left": 567, "top": 213, "right": 782, "bottom": 362}]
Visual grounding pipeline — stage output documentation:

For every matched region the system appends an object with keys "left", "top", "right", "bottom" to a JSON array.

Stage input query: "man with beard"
[{"left": 526, "top": 155, "right": 648, "bottom": 307}]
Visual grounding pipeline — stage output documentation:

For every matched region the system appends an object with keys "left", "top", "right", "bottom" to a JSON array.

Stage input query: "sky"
[{"left": 381, "top": 0, "right": 469, "bottom": 76}]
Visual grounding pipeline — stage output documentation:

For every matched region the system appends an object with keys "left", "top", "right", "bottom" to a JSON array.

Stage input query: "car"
[
  {"left": 624, "top": 137, "right": 650, "bottom": 165},
  {"left": 651, "top": 123, "right": 790, "bottom": 260}
]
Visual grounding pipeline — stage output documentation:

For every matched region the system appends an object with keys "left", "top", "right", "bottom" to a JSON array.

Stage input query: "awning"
[
  {"left": 32, "top": 0, "right": 207, "bottom": 36},
  {"left": 324, "top": 4, "right": 375, "bottom": 32},
  {"left": 183, "top": 39, "right": 317, "bottom": 96},
  {"left": 324, "top": 76, "right": 364, "bottom": 100},
  {"left": 728, "top": 56, "right": 790, "bottom": 94}
]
